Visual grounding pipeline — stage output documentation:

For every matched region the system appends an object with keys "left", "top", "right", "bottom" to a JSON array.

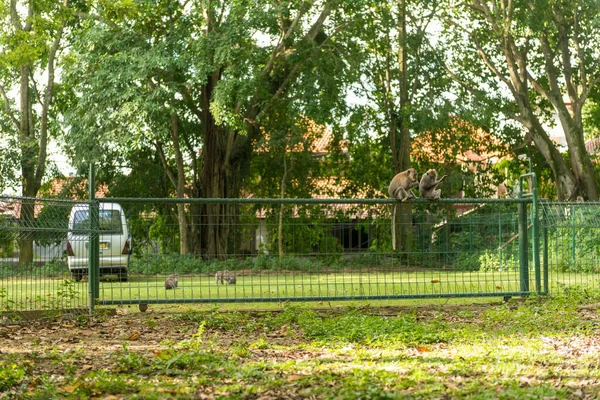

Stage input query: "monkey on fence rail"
[
  {"left": 388, "top": 168, "right": 419, "bottom": 202},
  {"left": 419, "top": 169, "right": 446, "bottom": 200},
  {"left": 215, "top": 270, "right": 236, "bottom": 284}
]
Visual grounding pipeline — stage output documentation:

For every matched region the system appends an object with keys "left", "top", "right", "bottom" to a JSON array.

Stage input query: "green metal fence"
[
  {"left": 6, "top": 171, "right": 600, "bottom": 315},
  {"left": 540, "top": 200, "right": 600, "bottom": 291},
  {"left": 2, "top": 192, "right": 550, "bottom": 314},
  {"left": 0, "top": 196, "right": 92, "bottom": 314}
]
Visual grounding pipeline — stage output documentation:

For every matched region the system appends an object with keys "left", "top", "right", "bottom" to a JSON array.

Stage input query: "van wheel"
[
  {"left": 72, "top": 272, "right": 83, "bottom": 282},
  {"left": 119, "top": 270, "right": 128, "bottom": 282}
]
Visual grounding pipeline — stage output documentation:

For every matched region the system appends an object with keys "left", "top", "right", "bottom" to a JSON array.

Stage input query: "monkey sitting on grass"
[
  {"left": 215, "top": 270, "right": 236, "bottom": 284},
  {"left": 165, "top": 274, "right": 178, "bottom": 290}
]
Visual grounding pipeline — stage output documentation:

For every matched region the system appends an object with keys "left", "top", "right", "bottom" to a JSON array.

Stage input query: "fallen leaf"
[
  {"left": 416, "top": 346, "right": 430, "bottom": 352},
  {"left": 288, "top": 374, "right": 307, "bottom": 381},
  {"left": 128, "top": 332, "right": 140, "bottom": 340},
  {"left": 431, "top": 279, "right": 440, "bottom": 284},
  {"left": 496, "top": 286, "right": 502, "bottom": 290},
  {"left": 157, "top": 388, "right": 178, "bottom": 394},
  {"left": 61, "top": 384, "right": 80, "bottom": 393}
]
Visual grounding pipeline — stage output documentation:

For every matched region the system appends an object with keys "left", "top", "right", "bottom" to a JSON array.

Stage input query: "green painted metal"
[
  {"left": 520, "top": 173, "right": 541, "bottom": 293},
  {"left": 88, "top": 164, "right": 100, "bottom": 312},
  {"left": 517, "top": 185, "right": 529, "bottom": 294},
  {"left": 100, "top": 197, "right": 532, "bottom": 205},
  {"left": 98, "top": 291, "right": 534, "bottom": 306},
  {"left": 6, "top": 169, "right": 588, "bottom": 314}
]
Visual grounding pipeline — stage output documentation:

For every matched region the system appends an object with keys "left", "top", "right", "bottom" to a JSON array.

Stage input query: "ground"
[{"left": 2, "top": 297, "right": 600, "bottom": 399}]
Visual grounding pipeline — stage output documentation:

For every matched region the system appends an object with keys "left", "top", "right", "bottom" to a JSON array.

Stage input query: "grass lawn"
[
  {"left": 1, "top": 270, "right": 536, "bottom": 311},
  {"left": 2, "top": 288, "right": 600, "bottom": 399},
  {"left": 2, "top": 269, "right": 600, "bottom": 311}
]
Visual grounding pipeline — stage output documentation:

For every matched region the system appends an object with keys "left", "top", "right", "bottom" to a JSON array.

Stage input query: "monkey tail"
[{"left": 391, "top": 203, "right": 396, "bottom": 250}]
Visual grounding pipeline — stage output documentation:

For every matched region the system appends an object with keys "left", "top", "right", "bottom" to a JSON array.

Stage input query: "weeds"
[{"left": 4, "top": 294, "right": 600, "bottom": 398}]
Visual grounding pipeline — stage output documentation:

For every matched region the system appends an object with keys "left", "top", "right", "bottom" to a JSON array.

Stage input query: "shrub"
[
  {"left": 479, "top": 250, "right": 518, "bottom": 272},
  {"left": 451, "top": 252, "right": 481, "bottom": 271}
]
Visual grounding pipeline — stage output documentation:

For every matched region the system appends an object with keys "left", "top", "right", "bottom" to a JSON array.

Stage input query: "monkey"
[
  {"left": 215, "top": 270, "right": 236, "bottom": 285},
  {"left": 165, "top": 274, "right": 178, "bottom": 290},
  {"left": 419, "top": 169, "right": 447, "bottom": 200},
  {"left": 388, "top": 168, "right": 419, "bottom": 201}
]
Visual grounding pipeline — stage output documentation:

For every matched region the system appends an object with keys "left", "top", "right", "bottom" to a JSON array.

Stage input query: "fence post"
[
  {"left": 541, "top": 201, "right": 549, "bottom": 294},
  {"left": 517, "top": 191, "right": 529, "bottom": 295},
  {"left": 88, "top": 164, "right": 100, "bottom": 313},
  {"left": 530, "top": 174, "right": 541, "bottom": 294}
]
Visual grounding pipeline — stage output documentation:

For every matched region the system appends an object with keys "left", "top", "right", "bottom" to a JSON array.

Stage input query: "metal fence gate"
[
  {"left": 5, "top": 172, "right": 600, "bottom": 314},
  {"left": 1, "top": 177, "right": 556, "bottom": 314}
]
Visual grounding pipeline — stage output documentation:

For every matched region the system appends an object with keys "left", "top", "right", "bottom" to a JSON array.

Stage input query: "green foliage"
[
  {"left": 0, "top": 363, "right": 26, "bottom": 392},
  {"left": 296, "top": 309, "right": 454, "bottom": 347},
  {"left": 0, "top": 260, "right": 68, "bottom": 278},
  {"left": 32, "top": 203, "right": 70, "bottom": 246},
  {"left": 451, "top": 252, "right": 481, "bottom": 271},
  {"left": 478, "top": 250, "right": 518, "bottom": 272},
  {"left": 147, "top": 213, "right": 179, "bottom": 255},
  {"left": 546, "top": 206, "right": 600, "bottom": 273}
]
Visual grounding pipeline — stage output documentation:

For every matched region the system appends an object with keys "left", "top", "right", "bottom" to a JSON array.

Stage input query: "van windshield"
[{"left": 72, "top": 210, "right": 123, "bottom": 233}]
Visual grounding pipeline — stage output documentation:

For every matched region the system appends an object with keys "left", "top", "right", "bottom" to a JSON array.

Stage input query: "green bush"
[
  {"left": 451, "top": 252, "right": 481, "bottom": 271},
  {"left": 479, "top": 250, "right": 518, "bottom": 272},
  {"left": 0, "top": 260, "right": 68, "bottom": 278}
]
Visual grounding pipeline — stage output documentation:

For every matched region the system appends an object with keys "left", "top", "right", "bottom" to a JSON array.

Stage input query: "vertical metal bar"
[
  {"left": 531, "top": 175, "right": 541, "bottom": 294},
  {"left": 542, "top": 207, "right": 549, "bottom": 294},
  {"left": 571, "top": 204, "right": 575, "bottom": 269},
  {"left": 518, "top": 186, "right": 529, "bottom": 295},
  {"left": 88, "top": 164, "right": 100, "bottom": 312},
  {"left": 498, "top": 213, "right": 503, "bottom": 270},
  {"left": 469, "top": 213, "right": 473, "bottom": 254}
]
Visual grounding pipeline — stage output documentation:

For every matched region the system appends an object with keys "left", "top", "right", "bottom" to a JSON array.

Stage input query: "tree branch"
[
  {"left": 155, "top": 140, "right": 178, "bottom": 189},
  {"left": 261, "top": 1, "right": 312, "bottom": 79},
  {"left": 0, "top": 83, "right": 20, "bottom": 129},
  {"left": 36, "top": 25, "right": 64, "bottom": 184}
]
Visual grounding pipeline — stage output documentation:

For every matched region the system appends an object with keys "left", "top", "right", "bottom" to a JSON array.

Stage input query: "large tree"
[
  {"left": 341, "top": 0, "right": 453, "bottom": 250},
  {"left": 64, "top": 0, "right": 362, "bottom": 258},
  {"left": 444, "top": 0, "right": 600, "bottom": 200},
  {"left": 0, "top": 0, "right": 70, "bottom": 263}
]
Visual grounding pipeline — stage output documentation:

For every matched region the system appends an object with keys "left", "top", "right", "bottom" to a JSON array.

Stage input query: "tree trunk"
[
  {"left": 391, "top": 0, "right": 413, "bottom": 252},
  {"left": 12, "top": 1, "right": 64, "bottom": 265},
  {"left": 200, "top": 123, "right": 234, "bottom": 260},
  {"left": 170, "top": 114, "right": 189, "bottom": 255},
  {"left": 519, "top": 105, "right": 578, "bottom": 200},
  {"left": 278, "top": 151, "right": 292, "bottom": 260},
  {"left": 556, "top": 108, "right": 598, "bottom": 200}
]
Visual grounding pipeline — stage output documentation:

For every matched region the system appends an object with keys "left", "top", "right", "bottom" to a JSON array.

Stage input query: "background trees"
[
  {"left": 443, "top": 0, "right": 600, "bottom": 200},
  {"left": 1, "top": 0, "right": 599, "bottom": 260},
  {"left": 0, "top": 0, "right": 71, "bottom": 263},
  {"left": 63, "top": 0, "right": 364, "bottom": 258}
]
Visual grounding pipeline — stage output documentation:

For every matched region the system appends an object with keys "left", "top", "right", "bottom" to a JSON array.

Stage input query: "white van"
[{"left": 67, "top": 202, "right": 132, "bottom": 282}]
